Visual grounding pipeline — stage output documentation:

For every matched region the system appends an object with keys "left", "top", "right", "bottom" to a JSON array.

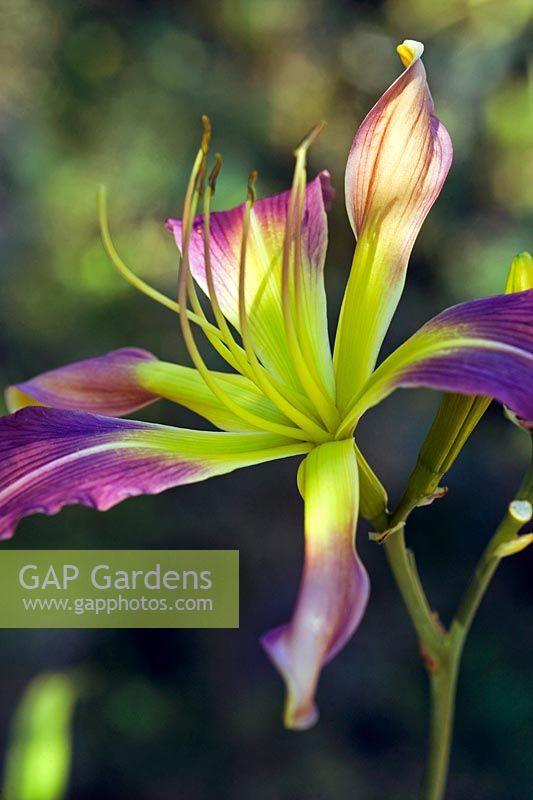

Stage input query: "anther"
[
  {"left": 208, "top": 154, "right": 223, "bottom": 194},
  {"left": 294, "top": 120, "right": 326, "bottom": 155},
  {"left": 247, "top": 170, "right": 258, "bottom": 204},
  {"left": 201, "top": 115, "right": 211, "bottom": 155},
  {"left": 194, "top": 159, "right": 207, "bottom": 197}
]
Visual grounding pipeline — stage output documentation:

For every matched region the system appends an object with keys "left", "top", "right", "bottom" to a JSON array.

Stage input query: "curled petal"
[
  {"left": 5, "top": 349, "right": 295, "bottom": 433},
  {"left": 166, "top": 172, "right": 334, "bottom": 391},
  {"left": 262, "top": 439, "right": 369, "bottom": 729},
  {"left": 6, "top": 349, "right": 158, "bottom": 416},
  {"left": 335, "top": 40, "right": 453, "bottom": 408},
  {"left": 341, "top": 290, "right": 533, "bottom": 434},
  {"left": 0, "top": 407, "right": 311, "bottom": 539},
  {"left": 346, "top": 40, "right": 450, "bottom": 243}
]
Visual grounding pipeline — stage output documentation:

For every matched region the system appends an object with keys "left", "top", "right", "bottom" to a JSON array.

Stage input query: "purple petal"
[
  {"left": 0, "top": 407, "right": 310, "bottom": 540},
  {"left": 354, "top": 291, "right": 533, "bottom": 426},
  {"left": 262, "top": 440, "right": 369, "bottom": 729},
  {"left": 6, "top": 349, "right": 158, "bottom": 416},
  {"left": 166, "top": 172, "right": 333, "bottom": 312},
  {"left": 5, "top": 348, "right": 294, "bottom": 434}
]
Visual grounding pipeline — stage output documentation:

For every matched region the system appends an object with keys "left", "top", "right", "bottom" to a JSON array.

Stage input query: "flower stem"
[
  {"left": 383, "top": 528, "right": 443, "bottom": 653},
  {"left": 422, "top": 481, "right": 531, "bottom": 800},
  {"left": 423, "top": 651, "right": 460, "bottom": 800},
  {"left": 377, "top": 444, "right": 533, "bottom": 800}
]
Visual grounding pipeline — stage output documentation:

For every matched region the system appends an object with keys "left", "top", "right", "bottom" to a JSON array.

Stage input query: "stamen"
[
  {"left": 179, "top": 116, "right": 212, "bottom": 323},
  {"left": 294, "top": 120, "right": 327, "bottom": 154},
  {"left": 185, "top": 123, "right": 325, "bottom": 426},
  {"left": 172, "top": 118, "right": 250, "bottom": 374},
  {"left": 204, "top": 157, "right": 324, "bottom": 427},
  {"left": 236, "top": 173, "right": 331, "bottom": 442},
  {"left": 177, "top": 130, "right": 313, "bottom": 442},
  {"left": 208, "top": 153, "right": 223, "bottom": 191},
  {"left": 203, "top": 155, "right": 256, "bottom": 382},
  {"left": 97, "top": 185, "right": 223, "bottom": 341},
  {"left": 205, "top": 160, "right": 318, "bottom": 420},
  {"left": 200, "top": 114, "right": 211, "bottom": 154}
]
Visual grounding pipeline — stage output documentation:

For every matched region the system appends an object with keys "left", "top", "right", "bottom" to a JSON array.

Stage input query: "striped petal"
[
  {"left": 5, "top": 349, "right": 158, "bottom": 416},
  {"left": 0, "top": 407, "right": 311, "bottom": 540},
  {"left": 334, "top": 40, "right": 453, "bottom": 409},
  {"left": 5, "top": 349, "right": 295, "bottom": 434},
  {"left": 166, "top": 172, "right": 334, "bottom": 392},
  {"left": 262, "top": 439, "right": 369, "bottom": 729},
  {"left": 340, "top": 291, "right": 533, "bottom": 434}
]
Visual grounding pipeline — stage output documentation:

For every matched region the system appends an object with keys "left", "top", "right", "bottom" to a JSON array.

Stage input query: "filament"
[
  {"left": 204, "top": 166, "right": 321, "bottom": 425},
  {"left": 97, "top": 185, "right": 222, "bottom": 341},
  {"left": 203, "top": 156, "right": 256, "bottom": 381},
  {"left": 177, "top": 130, "right": 313, "bottom": 441},
  {"left": 99, "top": 116, "right": 336, "bottom": 443},
  {"left": 237, "top": 173, "right": 331, "bottom": 442},
  {"left": 172, "top": 119, "right": 249, "bottom": 373}
]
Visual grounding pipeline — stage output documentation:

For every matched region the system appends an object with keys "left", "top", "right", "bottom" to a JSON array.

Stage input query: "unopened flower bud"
[{"left": 504, "top": 251, "right": 533, "bottom": 294}]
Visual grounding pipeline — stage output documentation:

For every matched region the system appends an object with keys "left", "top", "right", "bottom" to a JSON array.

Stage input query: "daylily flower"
[{"left": 1, "top": 40, "right": 532, "bottom": 729}]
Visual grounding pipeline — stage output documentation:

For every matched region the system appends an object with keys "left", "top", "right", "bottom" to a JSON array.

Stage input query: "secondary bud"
[
  {"left": 505, "top": 252, "right": 533, "bottom": 294},
  {"left": 504, "top": 252, "right": 533, "bottom": 431}
]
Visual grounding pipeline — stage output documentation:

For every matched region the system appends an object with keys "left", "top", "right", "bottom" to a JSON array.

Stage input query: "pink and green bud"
[
  {"left": 505, "top": 251, "right": 533, "bottom": 294},
  {"left": 334, "top": 40, "right": 453, "bottom": 409}
]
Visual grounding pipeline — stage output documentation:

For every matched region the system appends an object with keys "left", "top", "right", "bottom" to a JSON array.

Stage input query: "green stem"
[
  {"left": 423, "top": 650, "right": 460, "bottom": 800},
  {"left": 383, "top": 530, "right": 443, "bottom": 653},
  {"left": 455, "top": 457, "right": 533, "bottom": 635},
  {"left": 423, "top": 491, "right": 530, "bottom": 800},
  {"left": 376, "top": 446, "right": 533, "bottom": 800}
]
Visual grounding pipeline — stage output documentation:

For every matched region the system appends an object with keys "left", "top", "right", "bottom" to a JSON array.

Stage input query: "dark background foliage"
[{"left": 0, "top": 0, "right": 531, "bottom": 798}]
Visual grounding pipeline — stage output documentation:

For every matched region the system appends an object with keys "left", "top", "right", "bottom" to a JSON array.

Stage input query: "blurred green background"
[{"left": 0, "top": 0, "right": 532, "bottom": 798}]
